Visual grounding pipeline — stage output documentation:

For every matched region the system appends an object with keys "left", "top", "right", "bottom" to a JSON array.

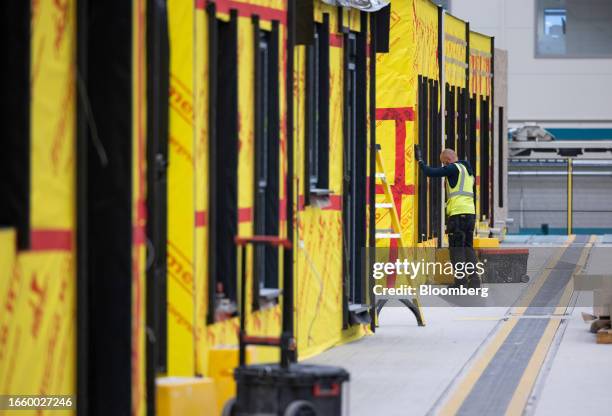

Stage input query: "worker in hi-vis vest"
[{"left": 414, "top": 146, "right": 481, "bottom": 289}]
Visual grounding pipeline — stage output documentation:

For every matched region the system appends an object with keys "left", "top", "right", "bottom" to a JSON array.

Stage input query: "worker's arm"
[{"left": 418, "top": 162, "right": 459, "bottom": 178}]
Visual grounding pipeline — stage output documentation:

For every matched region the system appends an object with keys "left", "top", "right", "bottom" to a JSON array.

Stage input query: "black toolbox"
[
  {"left": 478, "top": 248, "right": 530, "bottom": 283},
  {"left": 234, "top": 363, "right": 349, "bottom": 415},
  {"left": 224, "top": 236, "right": 350, "bottom": 416}
]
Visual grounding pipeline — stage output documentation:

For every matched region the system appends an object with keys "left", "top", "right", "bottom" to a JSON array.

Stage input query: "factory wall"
[
  {"left": 493, "top": 48, "right": 509, "bottom": 228},
  {"left": 451, "top": 0, "right": 612, "bottom": 128}
]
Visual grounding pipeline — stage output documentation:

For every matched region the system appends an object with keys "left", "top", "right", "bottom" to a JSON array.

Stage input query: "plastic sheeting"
[
  {"left": 190, "top": 2, "right": 373, "bottom": 380},
  {"left": 166, "top": 0, "right": 196, "bottom": 377},
  {"left": 0, "top": 0, "right": 77, "bottom": 408},
  {"left": 444, "top": 14, "right": 467, "bottom": 88},
  {"left": 376, "top": 0, "right": 439, "bottom": 248},
  {"left": 469, "top": 31, "right": 493, "bottom": 221}
]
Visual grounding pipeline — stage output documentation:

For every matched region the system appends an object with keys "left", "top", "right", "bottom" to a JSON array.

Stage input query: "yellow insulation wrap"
[
  {"left": 469, "top": 31, "right": 492, "bottom": 98},
  {"left": 415, "top": 0, "right": 440, "bottom": 81},
  {"left": 296, "top": 2, "right": 369, "bottom": 360},
  {"left": 167, "top": 0, "right": 196, "bottom": 376},
  {"left": 194, "top": 3, "right": 209, "bottom": 377},
  {"left": 376, "top": 0, "right": 439, "bottom": 248},
  {"left": 444, "top": 14, "right": 467, "bottom": 88},
  {"left": 194, "top": 1, "right": 371, "bottom": 375},
  {"left": 1, "top": 1, "right": 77, "bottom": 415},
  {"left": 201, "top": 2, "right": 285, "bottom": 370},
  {"left": 469, "top": 31, "right": 492, "bottom": 221}
]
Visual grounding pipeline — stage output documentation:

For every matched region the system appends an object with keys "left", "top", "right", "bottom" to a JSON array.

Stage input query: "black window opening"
[
  {"left": 208, "top": 11, "right": 239, "bottom": 323},
  {"left": 457, "top": 87, "right": 467, "bottom": 160},
  {"left": 428, "top": 79, "right": 441, "bottom": 241},
  {"left": 468, "top": 94, "right": 478, "bottom": 180},
  {"left": 498, "top": 106, "right": 504, "bottom": 208},
  {"left": 145, "top": 0, "right": 170, "bottom": 395},
  {"left": 417, "top": 75, "right": 428, "bottom": 243},
  {"left": 0, "top": 1, "right": 30, "bottom": 250},
  {"left": 343, "top": 29, "right": 368, "bottom": 323},
  {"left": 444, "top": 83, "right": 454, "bottom": 150},
  {"left": 479, "top": 97, "right": 490, "bottom": 223},
  {"left": 81, "top": 1, "right": 134, "bottom": 413},
  {"left": 428, "top": 79, "right": 433, "bottom": 240},
  {"left": 489, "top": 98, "right": 495, "bottom": 226},
  {"left": 305, "top": 17, "right": 330, "bottom": 203},
  {"left": 449, "top": 86, "right": 457, "bottom": 152},
  {"left": 253, "top": 19, "right": 281, "bottom": 308}
]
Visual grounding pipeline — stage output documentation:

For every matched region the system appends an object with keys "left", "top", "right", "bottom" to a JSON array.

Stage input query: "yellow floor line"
[
  {"left": 504, "top": 319, "right": 561, "bottom": 416},
  {"left": 506, "top": 237, "right": 594, "bottom": 415},
  {"left": 513, "top": 236, "right": 574, "bottom": 315},
  {"left": 554, "top": 235, "right": 595, "bottom": 316},
  {"left": 438, "top": 317, "right": 519, "bottom": 416},
  {"left": 438, "top": 235, "right": 594, "bottom": 416}
]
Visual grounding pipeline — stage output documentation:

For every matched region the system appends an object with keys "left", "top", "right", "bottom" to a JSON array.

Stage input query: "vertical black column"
[
  {"left": 449, "top": 86, "right": 456, "bottom": 151},
  {"left": 428, "top": 79, "right": 435, "bottom": 240},
  {"left": 85, "top": 2, "right": 134, "bottom": 413},
  {"left": 498, "top": 107, "right": 504, "bottom": 208},
  {"left": 443, "top": 83, "right": 457, "bottom": 150},
  {"left": 354, "top": 12, "right": 369, "bottom": 304},
  {"left": 341, "top": 29, "right": 350, "bottom": 328},
  {"left": 145, "top": 0, "right": 170, "bottom": 413},
  {"left": 368, "top": 11, "right": 378, "bottom": 332},
  {"left": 282, "top": 0, "right": 297, "bottom": 365},
  {"left": 465, "top": 22, "right": 470, "bottom": 165},
  {"left": 480, "top": 97, "right": 489, "bottom": 223},
  {"left": 0, "top": 1, "right": 31, "bottom": 249},
  {"left": 458, "top": 87, "right": 465, "bottom": 159},
  {"left": 490, "top": 39, "right": 495, "bottom": 226},
  {"left": 418, "top": 76, "right": 429, "bottom": 243}
]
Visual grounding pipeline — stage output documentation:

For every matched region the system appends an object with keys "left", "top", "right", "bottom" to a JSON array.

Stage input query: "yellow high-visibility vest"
[{"left": 445, "top": 162, "right": 475, "bottom": 216}]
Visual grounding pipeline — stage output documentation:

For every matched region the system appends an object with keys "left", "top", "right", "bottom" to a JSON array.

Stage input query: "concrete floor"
[{"left": 306, "top": 236, "right": 612, "bottom": 416}]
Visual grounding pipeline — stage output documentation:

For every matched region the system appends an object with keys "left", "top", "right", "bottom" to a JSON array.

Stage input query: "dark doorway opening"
[
  {"left": 253, "top": 19, "right": 281, "bottom": 307},
  {"left": 145, "top": 1, "right": 170, "bottom": 415},
  {"left": 78, "top": 1, "right": 134, "bottom": 414},
  {"left": 498, "top": 106, "right": 504, "bottom": 208},
  {"left": 343, "top": 30, "right": 368, "bottom": 326},
  {"left": 207, "top": 9, "right": 240, "bottom": 323},
  {"left": 0, "top": 1, "right": 31, "bottom": 249}
]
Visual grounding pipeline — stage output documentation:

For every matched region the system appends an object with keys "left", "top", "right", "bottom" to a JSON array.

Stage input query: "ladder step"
[
  {"left": 375, "top": 173, "right": 386, "bottom": 179},
  {"left": 376, "top": 228, "right": 394, "bottom": 233},
  {"left": 375, "top": 233, "right": 401, "bottom": 239},
  {"left": 375, "top": 203, "right": 393, "bottom": 209}
]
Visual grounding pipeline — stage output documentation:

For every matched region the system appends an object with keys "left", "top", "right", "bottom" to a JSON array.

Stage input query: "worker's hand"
[{"left": 414, "top": 144, "right": 423, "bottom": 163}]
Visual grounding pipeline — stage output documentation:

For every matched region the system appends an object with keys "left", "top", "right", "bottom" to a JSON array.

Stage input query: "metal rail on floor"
[{"left": 435, "top": 235, "right": 595, "bottom": 416}]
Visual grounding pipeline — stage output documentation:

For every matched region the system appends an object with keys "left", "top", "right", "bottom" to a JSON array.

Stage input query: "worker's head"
[{"left": 440, "top": 149, "right": 458, "bottom": 166}]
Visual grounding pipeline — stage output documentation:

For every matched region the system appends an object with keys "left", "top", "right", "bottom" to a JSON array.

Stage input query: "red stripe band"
[
  {"left": 195, "top": 210, "right": 207, "bottom": 227},
  {"left": 30, "top": 229, "right": 73, "bottom": 251},
  {"left": 197, "top": 0, "right": 287, "bottom": 24},
  {"left": 330, "top": 33, "right": 343, "bottom": 48},
  {"left": 375, "top": 107, "right": 415, "bottom": 122}
]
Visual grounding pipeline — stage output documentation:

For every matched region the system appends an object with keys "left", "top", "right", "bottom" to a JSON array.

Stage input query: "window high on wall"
[{"left": 536, "top": 0, "right": 612, "bottom": 58}]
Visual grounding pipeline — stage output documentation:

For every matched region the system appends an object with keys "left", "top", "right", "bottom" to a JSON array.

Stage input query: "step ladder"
[{"left": 374, "top": 144, "right": 425, "bottom": 326}]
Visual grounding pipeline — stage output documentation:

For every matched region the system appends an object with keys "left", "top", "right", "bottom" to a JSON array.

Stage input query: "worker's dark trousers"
[{"left": 447, "top": 214, "right": 479, "bottom": 286}]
